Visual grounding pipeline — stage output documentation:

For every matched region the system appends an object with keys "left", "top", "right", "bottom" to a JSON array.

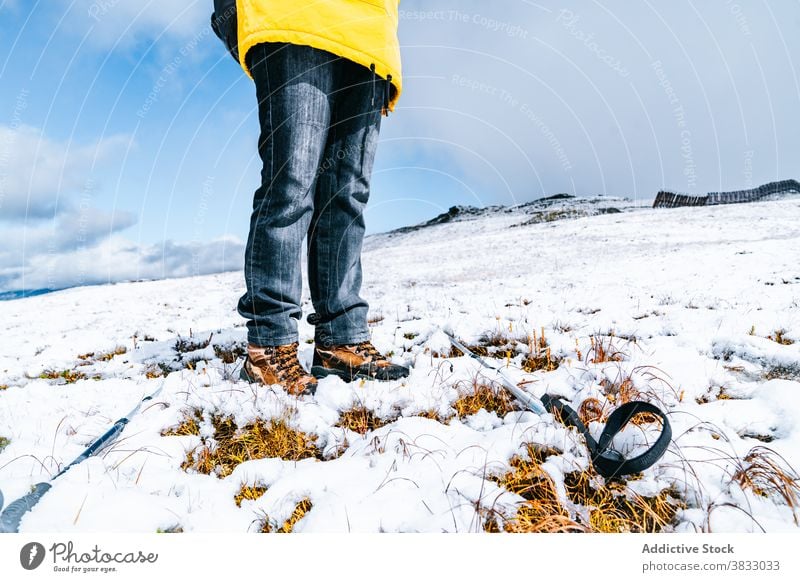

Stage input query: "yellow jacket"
[{"left": 236, "top": 0, "right": 402, "bottom": 111}]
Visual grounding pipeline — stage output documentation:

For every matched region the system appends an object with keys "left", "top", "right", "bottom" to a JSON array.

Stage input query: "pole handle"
[{"left": 0, "top": 483, "right": 52, "bottom": 533}]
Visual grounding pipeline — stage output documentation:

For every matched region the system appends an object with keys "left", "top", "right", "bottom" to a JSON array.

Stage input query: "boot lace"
[
  {"left": 270, "top": 342, "right": 307, "bottom": 382},
  {"left": 351, "top": 341, "right": 386, "bottom": 362}
]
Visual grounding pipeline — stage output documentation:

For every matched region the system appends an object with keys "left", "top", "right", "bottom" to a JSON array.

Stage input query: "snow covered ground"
[{"left": 1, "top": 196, "right": 799, "bottom": 533}]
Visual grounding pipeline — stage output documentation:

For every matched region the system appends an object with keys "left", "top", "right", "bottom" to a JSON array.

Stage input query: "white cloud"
[
  {"left": 386, "top": 0, "right": 800, "bottom": 205},
  {"left": 0, "top": 234, "right": 244, "bottom": 291},
  {"left": 0, "top": 124, "right": 131, "bottom": 219},
  {"left": 0, "top": 206, "right": 136, "bottom": 266},
  {"left": 0, "top": 125, "right": 244, "bottom": 293}
]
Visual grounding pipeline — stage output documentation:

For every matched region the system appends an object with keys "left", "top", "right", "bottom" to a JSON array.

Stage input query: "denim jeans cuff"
[
  {"left": 314, "top": 329, "right": 370, "bottom": 347},
  {"left": 247, "top": 333, "right": 299, "bottom": 347}
]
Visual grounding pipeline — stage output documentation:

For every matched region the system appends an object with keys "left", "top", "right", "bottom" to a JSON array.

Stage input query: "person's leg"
[
  {"left": 237, "top": 42, "right": 339, "bottom": 347},
  {"left": 307, "top": 58, "right": 382, "bottom": 348},
  {"left": 307, "top": 60, "right": 409, "bottom": 381}
]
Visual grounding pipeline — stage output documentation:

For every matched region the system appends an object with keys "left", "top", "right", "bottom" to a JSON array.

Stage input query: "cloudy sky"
[{"left": 1, "top": 0, "right": 798, "bottom": 292}]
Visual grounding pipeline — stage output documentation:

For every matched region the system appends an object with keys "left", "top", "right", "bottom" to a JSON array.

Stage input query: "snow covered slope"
[{"left": 1, "top": 197, "right": 799, "bottom": 532}]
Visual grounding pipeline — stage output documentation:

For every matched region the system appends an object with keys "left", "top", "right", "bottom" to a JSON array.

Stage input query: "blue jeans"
[{"left": 237, "top": 42, "right": 382, "bottom": 348}]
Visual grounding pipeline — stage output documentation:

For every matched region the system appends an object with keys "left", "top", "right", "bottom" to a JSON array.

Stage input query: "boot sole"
[
  {"left": 311, "top": 365, "right": 364, "bottom": 382},
  {"left": 311, "top": 365, "right": 409, "bottom": 382}
]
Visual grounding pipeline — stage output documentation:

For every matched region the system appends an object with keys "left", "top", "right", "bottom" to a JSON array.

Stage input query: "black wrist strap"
[{"left": 540, "top": 394, "right": 672, "bottom": 479}]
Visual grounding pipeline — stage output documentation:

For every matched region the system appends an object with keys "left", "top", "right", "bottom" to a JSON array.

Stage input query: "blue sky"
[{"left": 1, "top": 0, "right": 799, "bottom": 292}]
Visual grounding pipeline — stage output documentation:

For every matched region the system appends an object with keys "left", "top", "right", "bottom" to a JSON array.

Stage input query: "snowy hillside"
[{"left": 1, "top": 196, "right": 799, "bottom": 533}]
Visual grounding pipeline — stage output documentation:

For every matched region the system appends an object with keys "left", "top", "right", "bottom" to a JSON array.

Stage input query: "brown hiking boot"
[
  {"left": 239, "top": 342, "right": 317, "bottom": 395},
  {"left": 311, "top": 340, "right": 410, "bottom": 382}
]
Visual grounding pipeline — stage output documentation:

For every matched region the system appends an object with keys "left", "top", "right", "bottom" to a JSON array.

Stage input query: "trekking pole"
[
  {"left": 444, "top": 331, "right": 672, "bottom": 479},
  {"left": 0, "top": 381, "right": 165, "bottom": 533},
  {"left": 446, "top": 332, "right": 547, "bottom": 415}
]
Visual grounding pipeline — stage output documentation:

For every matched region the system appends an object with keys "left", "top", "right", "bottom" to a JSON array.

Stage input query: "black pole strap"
[{"left": 540, "top": 394, "right": 672, "bottom": 479}]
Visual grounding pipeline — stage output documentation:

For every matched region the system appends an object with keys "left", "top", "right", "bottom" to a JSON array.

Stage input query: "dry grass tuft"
[
  {"left": 505, "top": 506, "right": 587, "bottom": 533},
  {"left": 521, "top": 346, "right": 560, "bottom": 373},
  {"left": 0, "top": 436, "right": 10, "bottom": 452},
  {"left": 522, "top": 328, "right": 559, "bottom": 372},
  {"left": 696, "top": 385, "right": 736, "bottom": 404},
  {"left": 492, "top": 444, "right": 680, "bottom": 533},
  {"left": 587, "top": 334, "right": 625, "bottom": 364},
  {"left": 174, "top": 331, "right": 214, "bottom": 355},
  {"left": 213, "top": 342, "right": 247, "bottom": 364},
  {"left": 479, "top": 329, "right": 517, "bottom": 349},
  {"left": 260, "top": 499, "right": 313, "bottom": 533},
  {"left": 447, "top": 327, "right": 550, "bottom": 363},
  {"left": 564, "top": 471, "right": 680, "bottom": 533},
  {"left": 578, "top": 397, "right": 607, "bottom": 424},
  {"left": 336, "top": 406, "right": 392, "bottom": 435},
  {"left": 39, "top": 368, "right": 87, "bottom": 383},
  {"left": 495, "top": 445, "right": 583, "bottom": 533},
  {"left": 767, "top": 329, "right": 794, "bottom": 346},
  {"left": 161, "top": 410, "right": 203, "bottom": 437},
  {"left": 145, "top": 364, "right": 167, "bottom": 379},
  {"left": 235, "top": 484, "right": 268, "bottom": 507},
  {"left": 97, "top": 346, "right": 127, "bottom": 361},
  {"left": 447, "top": 343, "right": 490, "bottom": 358},
  {"left": 452, "top": 377, "right": 519, "bottom": 418},
  {"left": 732, "top": 446, "right": 800, "bottom": 524},
  {"left": 764, "top": 366, "right": 800, "bottom": 381},
  {"left": 78, "top": 346, "right": 127, "bottom": 362},
  {"left": 598, "top": 367, "right": 675, "bottom": 424},
  {"left": 606, "top": 376, "right": 640, "bottom": 404},
  {"left": 416, "top": 409, "right": 444, "bottom": 422},
  {"left": 182, "top": 415, "right": 319, "bottom": 478},
  {"left": 367, "top": 312, "right": 385, "bottom": 325},
  {"left": 0, "top": 384, "right": 8, "bottom": 391}
]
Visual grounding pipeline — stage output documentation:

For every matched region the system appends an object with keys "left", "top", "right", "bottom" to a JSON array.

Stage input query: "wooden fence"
[{"left": 653, "top": 179, "right": 800, "bottom": 208}]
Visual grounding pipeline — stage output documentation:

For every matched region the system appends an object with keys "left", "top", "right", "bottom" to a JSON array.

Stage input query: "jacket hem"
[{"left": 238, "top": 28, "right": 402, "bottom": 111}]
